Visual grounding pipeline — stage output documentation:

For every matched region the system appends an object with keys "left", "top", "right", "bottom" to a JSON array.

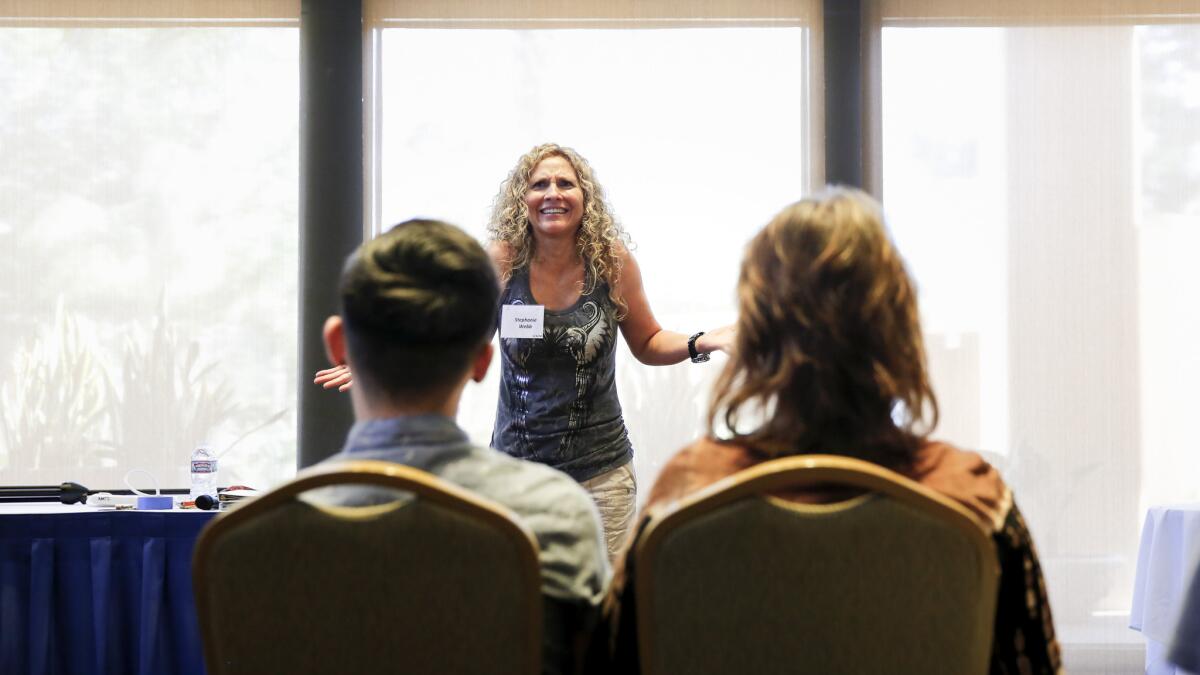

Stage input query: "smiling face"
[{"left": 524, "top": 155, "right": 585, "bottom": 241}]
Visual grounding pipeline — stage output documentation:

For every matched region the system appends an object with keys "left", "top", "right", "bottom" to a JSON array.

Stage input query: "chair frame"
[
  {"left": 634, "top": 453, "right": 999, "bottom": 675},
  {"left": 193, "top": 459, "right": 543, "bottom": 675}
]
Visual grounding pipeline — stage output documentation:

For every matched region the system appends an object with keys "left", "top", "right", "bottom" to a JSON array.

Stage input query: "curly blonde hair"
[
  {"left": 709, "top": 187, "right": 938, "bottom": 472},
  {"left": 487, "top": 143, "right": 631, "bottom": 317}
]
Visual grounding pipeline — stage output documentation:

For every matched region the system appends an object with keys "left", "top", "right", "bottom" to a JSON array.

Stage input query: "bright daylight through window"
[
  {"left": 0, "top": 27, "right": 299, "bottom": 493},
  {"left": 377, "top": 26, "right": 812, "bottom": 491},
  {"left": 883, "top": 22, "right": 1200, "bottom": 649}
]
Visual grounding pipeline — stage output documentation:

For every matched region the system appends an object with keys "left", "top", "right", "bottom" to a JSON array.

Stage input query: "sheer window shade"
[
  {"left": 367, "top": 0, "right": 817, "bottom": 27},
  {"left": 0, "top": 2, "right": 300, "bottom": 494},
  {"left": 877, "top": 0, "right": 1200, "bottom": 25},
  {"left": 365, "top": 0, "right": 821, "bottom": 498},
  {"left": 870, "top": 0, "right": 1200, "bottom": 664},
  {"left": 0, "top": 1, "right": 297, "bottom": 22}
]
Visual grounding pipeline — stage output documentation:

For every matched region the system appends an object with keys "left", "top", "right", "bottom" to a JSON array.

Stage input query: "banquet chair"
[
  {"left": 635, "top": 455, "right": 999, "bottom": 675},
  {"left": 192, "top": 459, "right": 542, "bottom": 675}
]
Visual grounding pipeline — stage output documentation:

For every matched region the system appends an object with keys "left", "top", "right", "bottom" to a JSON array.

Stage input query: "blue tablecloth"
[{"left": 0, "top": 504, "right": 217, "bottom": 675}]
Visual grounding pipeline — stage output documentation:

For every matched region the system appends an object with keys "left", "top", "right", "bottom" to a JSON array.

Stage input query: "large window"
[
  {"left": 5, "top": 1, "right": 1198, "bottom": 670},
  {"left": 369, "top": 2, "right": 820, "bottom": 492},
  {"left": 0, "top": 8, "right": 299, "bottom": 493},
  {"left": 878, "top": 3, "right": 1200, "bottom": 658}
]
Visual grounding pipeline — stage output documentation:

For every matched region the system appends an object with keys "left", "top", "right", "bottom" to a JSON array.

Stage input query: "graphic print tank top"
[{"left": 492, "top": 267, "right": 633, "bottom": 482}]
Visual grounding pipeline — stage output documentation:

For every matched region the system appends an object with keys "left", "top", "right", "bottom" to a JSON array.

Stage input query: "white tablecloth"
[{"left": 1131, "top": 504, "right": 1200, "bottom": 675}]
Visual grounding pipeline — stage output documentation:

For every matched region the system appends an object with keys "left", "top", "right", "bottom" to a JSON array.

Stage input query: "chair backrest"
[
  {"left": 193, "top": 459, "right": 542, "bottom": 675},
  {"left": 635, "top": 454, "right": 999, "bottom": 675}
]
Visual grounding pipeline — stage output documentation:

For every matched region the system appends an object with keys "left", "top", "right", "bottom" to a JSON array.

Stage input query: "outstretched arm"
[
  {"left": 313, "top": 364, "right": 352, "bottom": 391},
  {"left": 615, "top": 247, "right": 734, "bottom": 366}
]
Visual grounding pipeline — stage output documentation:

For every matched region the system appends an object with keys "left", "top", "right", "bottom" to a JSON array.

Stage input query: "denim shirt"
[{"left": 323, "top": 414, "right": 610, "bottom": 606}]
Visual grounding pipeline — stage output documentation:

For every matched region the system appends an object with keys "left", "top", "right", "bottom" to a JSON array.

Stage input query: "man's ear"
[
  {"left": 323, "top": 315, "right": 346, "bottom": 367},
  {"left": 471, "top": 342, "right": 494, "bottom": 383}
]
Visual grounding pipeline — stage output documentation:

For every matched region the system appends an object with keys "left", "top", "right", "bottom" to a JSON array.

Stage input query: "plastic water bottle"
[{"left": 190, "top": 444, "right": 218, "bottom": 500}]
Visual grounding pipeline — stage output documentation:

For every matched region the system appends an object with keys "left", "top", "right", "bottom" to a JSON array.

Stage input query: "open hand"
[
  {"left": 314, "top": 364, "right": 353, "bottom": 392},
  {"left": 698, "top": 325, "right": 737, "bottom": 355}
]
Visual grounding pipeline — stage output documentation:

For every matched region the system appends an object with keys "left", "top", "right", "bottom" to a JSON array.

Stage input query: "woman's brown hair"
[{"left": 708, "top": 187, "right": 938, "bottom": 472}]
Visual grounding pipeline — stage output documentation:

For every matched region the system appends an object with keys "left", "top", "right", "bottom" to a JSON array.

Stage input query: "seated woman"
[{"left": 598, "top": 187, "right": 1061, "bottom": 673}]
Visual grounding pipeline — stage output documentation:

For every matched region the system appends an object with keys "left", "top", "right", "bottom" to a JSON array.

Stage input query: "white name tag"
[{"left": 501, "top": 304, "right": 545, "bottom": 339}]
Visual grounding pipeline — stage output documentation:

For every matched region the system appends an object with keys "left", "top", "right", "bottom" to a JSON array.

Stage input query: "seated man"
[{"left": 318, "top": 218, "right": 609, "bottom": 674}]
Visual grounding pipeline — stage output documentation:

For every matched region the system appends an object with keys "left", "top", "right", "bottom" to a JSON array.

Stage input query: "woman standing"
[
  {"left": 318, "top": 143, "right": 734, "bottom": 557},
  {"left": 487, "top": 143, "right": 732, "bottom": 557}
]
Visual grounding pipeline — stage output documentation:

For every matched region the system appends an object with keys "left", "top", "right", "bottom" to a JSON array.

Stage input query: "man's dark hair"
[{"left": 339, "top": 219, "right": 499, "bottom": 400}]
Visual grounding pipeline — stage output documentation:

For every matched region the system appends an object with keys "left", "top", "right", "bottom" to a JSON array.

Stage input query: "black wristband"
[{"left": 688, "top": 332, "right": 710, "bottom": 363}]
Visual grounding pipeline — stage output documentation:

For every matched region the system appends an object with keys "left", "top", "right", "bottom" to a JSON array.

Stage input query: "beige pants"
[{"left": 580, "top": 461, "right": 637, "bottom": 560}]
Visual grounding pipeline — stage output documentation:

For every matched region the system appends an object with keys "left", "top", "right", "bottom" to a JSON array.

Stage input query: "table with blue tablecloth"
[
  {"left": 1131, "top": 503, "right": 1200, "bottom": 675},
  {"left": 0, "top": 503, "right": 217, "bottom": 675}
]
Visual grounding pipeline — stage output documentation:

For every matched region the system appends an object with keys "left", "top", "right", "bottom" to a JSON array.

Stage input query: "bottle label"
[{"left": 191, "top": 460, "right": 216, "bottom": 474}]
